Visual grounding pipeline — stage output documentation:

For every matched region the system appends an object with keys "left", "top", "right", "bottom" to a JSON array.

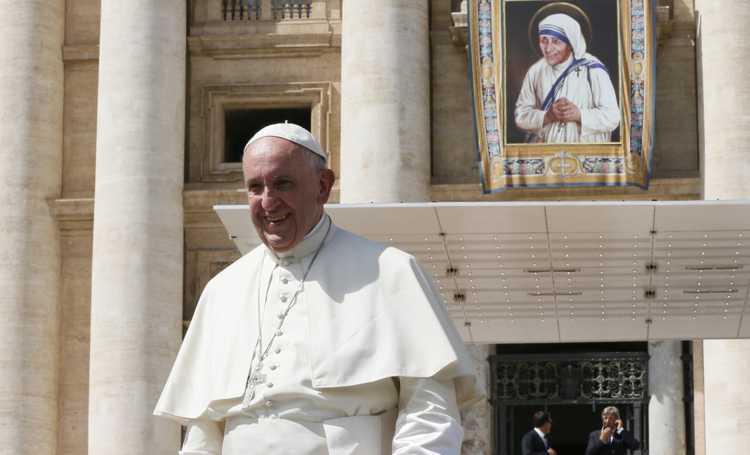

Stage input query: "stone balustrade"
[{"left": 222, "top": 0, "right": 314, "bottom": 21}]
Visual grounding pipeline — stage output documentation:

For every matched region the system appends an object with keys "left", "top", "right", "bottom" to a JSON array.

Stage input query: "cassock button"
[
  {"left": 266, "top": 400, "right": 274, "bottom": 407},
  {"left": 277, "top": 313, "right": 284, "bottom": 319},
  {"left": 281, "top": 277, "right": 288, "bottom": 284},
  {"left": 280, "top": 295, "right": 287, "bottom": 302},
  {"left": 282, "top": 260, "right": 290, "bottom": 266},
  {"left": 273, "top": 347, "right": 281, "bottom": 354},
  {"left": 270, "top": 364, "right": 276, "bottom": 370},
  {"left": 276, "top": 330, "right": 283, "bottom": 336},
  {"left": 267, "top": 382, "right": 274, "bottom": 388}
]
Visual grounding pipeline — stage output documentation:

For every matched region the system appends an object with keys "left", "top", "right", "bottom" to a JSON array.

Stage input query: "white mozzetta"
[
  {"left": 155, "top": 219, "right": 484, "bottom": 422},
  {"left": 648, "top": 341, "right": 686, "bottom": 454},
  {"left": 340, "top": 0, "right": 431, "bottom": 203},
  {"left": 88, "top": 1, "right": 186, "bottom": 453},
  {"left": 0, "top": 1, "right": 64, "bottom": 453}
]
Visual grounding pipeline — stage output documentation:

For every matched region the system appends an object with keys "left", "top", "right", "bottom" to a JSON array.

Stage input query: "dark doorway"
[
  {"left": 224, "top": 107, "right": 312, "bottom": 163},
  {"left": 510, "top": 403, "right": 640, "bottom": 455},
  {"left": 491, "top": 342, "right": 651, "bottom": 455}
]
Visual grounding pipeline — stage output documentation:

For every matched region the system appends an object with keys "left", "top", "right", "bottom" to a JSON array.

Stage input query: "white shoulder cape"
[{"left": 154, "top": 224, "right": 486, "bottom": 422}]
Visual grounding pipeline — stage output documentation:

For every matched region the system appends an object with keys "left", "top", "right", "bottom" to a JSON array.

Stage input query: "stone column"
[
  {"left": 88, "top": 1, "right": 186, "bottom": 454},
  {"left": 696, "top": 0, "right": 750, "bottom": 197},
  {"left": 695, "top": 1, "right": 750, "bottom": 453},
  {"left": 0, "top": 1, "right": 64, "bottom": 454},
  {"left": 648, "top": 341, "right": 686, "bottom": 454},
  {"left": 702, "top": 340, "right": 750, "bottom": 453},
  {"left": 340, "top": 0, "right": 431, "bottom": 203},
  {"left": 460, "top": 344, "right": 494, "bottom": 455}
]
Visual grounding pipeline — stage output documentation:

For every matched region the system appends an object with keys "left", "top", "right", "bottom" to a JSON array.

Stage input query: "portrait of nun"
[{"left": 512, "top": 9, "right": 620, "bottom": 144}]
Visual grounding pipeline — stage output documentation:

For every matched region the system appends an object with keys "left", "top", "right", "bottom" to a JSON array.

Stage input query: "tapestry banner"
[{"left": 469, "top": 0, "right": 655, "bottom": 192}]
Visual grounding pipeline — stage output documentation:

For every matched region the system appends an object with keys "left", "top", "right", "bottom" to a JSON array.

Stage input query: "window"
[
  {"left": 199, "top": 82, "right": 330, "bottom": 182},
  {"left": 223, "top": 107, "right": 312, "bottom": 162}
]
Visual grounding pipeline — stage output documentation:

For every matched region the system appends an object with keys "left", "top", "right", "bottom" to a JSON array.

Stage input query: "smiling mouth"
[{"left": 267, "top": 214, "right": 289, "bottom": 222}]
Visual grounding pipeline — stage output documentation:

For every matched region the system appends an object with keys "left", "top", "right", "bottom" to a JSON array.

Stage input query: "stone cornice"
[
  {"left": 429, "top": 178, "right": 701, "bottom": 202},
  {"left": 47, "top": 198, "right": 95, "bottom": 232},
  {"left": 62, "top": 45, "right": 99, "bottom": 62}
]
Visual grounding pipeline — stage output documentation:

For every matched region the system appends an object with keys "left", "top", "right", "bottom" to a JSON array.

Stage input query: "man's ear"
[{"left": 317, "top": 169, "right": 336, "bottom": 205}]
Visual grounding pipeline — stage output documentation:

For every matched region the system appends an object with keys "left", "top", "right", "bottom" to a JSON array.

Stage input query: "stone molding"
[
  {"left": 200, "top": 81, "right": 332, "bottom": 182},
  {"left": 429, "top": 177, "right": 701, "bottom": 201},
  {"left": 62, "top": 45, "right": 100, "bottom": 62},
  {"left": 47, "top": 198, "right": 95, "bottom": 232}
]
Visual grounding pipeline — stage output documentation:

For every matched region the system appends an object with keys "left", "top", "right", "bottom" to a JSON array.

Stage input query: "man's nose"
[{"left": 260, "top": 187, "right": 280, "bottom": 210}]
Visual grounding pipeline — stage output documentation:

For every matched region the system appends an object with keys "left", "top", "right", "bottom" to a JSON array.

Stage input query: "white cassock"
[
  {"left": 154, "top": 214, "right": 486, "bottom": 455},
  {"left": 515, "top": 53, "right": 620, "bottom": 143}
]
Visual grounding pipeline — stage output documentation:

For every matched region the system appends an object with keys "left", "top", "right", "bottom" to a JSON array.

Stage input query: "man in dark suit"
[
  {"left": 585, "top": 406, "right": 641, "bottom": 455},
  {"left": 522, "top": 411, "right": 557, "bottom": 455}
]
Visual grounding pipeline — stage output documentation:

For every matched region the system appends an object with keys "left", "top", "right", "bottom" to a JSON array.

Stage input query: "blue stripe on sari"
[{"left": 539, "top": 29, "right": 571, "bottom": 48}]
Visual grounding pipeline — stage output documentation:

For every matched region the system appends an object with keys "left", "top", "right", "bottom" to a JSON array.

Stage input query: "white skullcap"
[
  {"left": 539, "top": 14, "right": 587, "bottom": 60},
  {"left": 244, "top": 122, "right": 326, "bottom": 161}
]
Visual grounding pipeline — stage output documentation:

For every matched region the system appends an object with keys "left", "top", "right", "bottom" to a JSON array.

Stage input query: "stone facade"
[{"left": 0, "top": 0, "right": 726, "bottom": 453}]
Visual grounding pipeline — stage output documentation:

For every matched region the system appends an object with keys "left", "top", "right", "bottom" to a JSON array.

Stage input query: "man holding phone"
[{"left": 585, "top": 406, "right": 640, "bottom": 455}]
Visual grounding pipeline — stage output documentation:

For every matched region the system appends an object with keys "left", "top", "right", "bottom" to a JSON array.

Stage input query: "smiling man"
[
  {"left": 154, "top": 123, "right": 485, "bottom": 455},
  {"left": 515, "top": 13, "right": 619, "bottom": 143}
]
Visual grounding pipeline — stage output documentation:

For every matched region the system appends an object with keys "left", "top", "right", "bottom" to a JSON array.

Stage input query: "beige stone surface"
[
  {"left": 696, "top": 0, "right": 750, "bottom": 200},
  {"left": 64, "top": 0, "right": 100, "bottom": 46},
  {"left": 58, "top": 230, "right": 93, "bottom": 455},
  {"left": 673, "top": 0, "right": 695, "bottom": 22},
  {"left": 653, "top": 22, "right": 699, "bottom": 178},
  {"left": 460, "top": 344, "right": 493, "bottom": 455},
  {"left": 696, "top": 2, "right": 750, "bottom": 453},
  {"left": 703, "top": 340, "right": 750, "bottom": 453},
  {"left": 0, "top": 1, "right": 65, "bottom": 453},
  {"left": 340, "top": 0, "right": 431, "bottom": 203},
  {"left": 88, "top": 0, "right": 186, "bottom": 453},
  {"left": 431, "top": 28, "right": 480, "bottom": 184},
  {"left": 648, "top": 340, "right": 686, "bottom": 454},
  {"left": 62, "top": 59, "right": 98, "bottom": 199}
]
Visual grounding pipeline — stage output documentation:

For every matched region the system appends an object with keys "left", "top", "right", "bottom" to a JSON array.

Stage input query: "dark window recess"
[{"left": 224, "top": 108, "right": 312, "bottom": 163}]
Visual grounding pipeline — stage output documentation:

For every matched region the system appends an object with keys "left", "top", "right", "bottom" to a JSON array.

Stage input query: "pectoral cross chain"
[{"left": 242, "top": 362, "right": 266, "bottom": 407}]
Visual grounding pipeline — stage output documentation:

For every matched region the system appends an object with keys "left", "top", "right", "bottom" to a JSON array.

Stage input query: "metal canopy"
[{"left": 214, "top": 201, "right": 750, "bottom": 344}]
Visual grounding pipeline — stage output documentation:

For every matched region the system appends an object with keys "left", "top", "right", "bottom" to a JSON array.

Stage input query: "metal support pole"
[
  {"left": 499, "top": 404, "right": 508, "bottom": 455},
  {"left": 634, "top": 401, "right": 643, "bottom": 455}
]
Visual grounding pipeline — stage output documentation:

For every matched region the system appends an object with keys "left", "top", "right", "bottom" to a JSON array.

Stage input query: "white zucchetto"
[{"left": 245, "top": 122, "right": 326, "bottom": 161}]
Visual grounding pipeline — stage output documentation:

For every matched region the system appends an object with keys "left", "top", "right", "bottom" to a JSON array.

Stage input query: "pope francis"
[{"left": 154, "top": 123, "right": 486, "bottom": 454}]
